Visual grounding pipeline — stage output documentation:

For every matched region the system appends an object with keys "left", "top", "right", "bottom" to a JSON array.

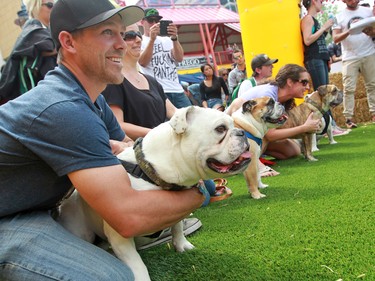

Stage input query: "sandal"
[
  {"left": 259, "top": 157, "right": 276, "bottom": 166},
  {"left": 213, "top": 178, "right": 228, "bottom": 187},
  {"left": 346, "top": 119, "right": 357, "bottom": 129},
  {"left": 260, "top": 165, "right": 280, "bottom": 178},
  {"left": 210, "top": 185, "right": 233, "bottom": 202}
]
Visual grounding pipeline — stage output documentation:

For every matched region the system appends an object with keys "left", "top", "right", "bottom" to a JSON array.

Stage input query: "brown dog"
[
  {"left": 281, "top": 84, "right": 343, "bottom": 161},
  {"left": 232, "top": 97, "right": 287, "bottom": 199}
]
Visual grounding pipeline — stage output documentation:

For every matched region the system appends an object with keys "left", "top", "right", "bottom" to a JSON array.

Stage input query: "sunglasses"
[
  {"left": 42, "top": 2, "right": 54, "bottom": 9},
  {"left": 123, "top": 31, "right": 142, "bottom": 41},
  {"left": 298, "top": 79, "right": 310, "bottom": 86},
  {"left": 146, "top": 18, "right": 160, "bottom": 24},
  {"left": 233, "top": 55, "right": 243, "bottom": 60},
  {"left": 222, "top": 73, "right": 228, "bottom": 76}
]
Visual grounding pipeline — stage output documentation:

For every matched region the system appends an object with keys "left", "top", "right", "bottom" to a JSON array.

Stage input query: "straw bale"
[{"left": 329, "top": 72, "right": 372, "bottom": 127}]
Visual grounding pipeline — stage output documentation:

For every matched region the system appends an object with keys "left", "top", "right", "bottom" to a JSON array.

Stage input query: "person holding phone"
[{"left": 139, "top": 8, "right": 191, "bottom": 108}]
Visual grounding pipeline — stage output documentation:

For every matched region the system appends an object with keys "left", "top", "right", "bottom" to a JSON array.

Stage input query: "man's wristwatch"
[{"left": 171, "top": 35, "right": 178, "bottom": 41}]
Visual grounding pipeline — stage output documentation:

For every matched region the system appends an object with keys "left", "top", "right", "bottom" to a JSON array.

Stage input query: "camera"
[{"left": 159, "top": 20, "right": 173, "bottom": 36}]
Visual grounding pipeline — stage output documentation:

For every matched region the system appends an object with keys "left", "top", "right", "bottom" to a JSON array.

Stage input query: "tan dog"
[
  {"left": 281, "top": 85, "right": 343, "bottom": 161},
  {"left": 232, "top": 97, "right": 287, "bottom": 199}
]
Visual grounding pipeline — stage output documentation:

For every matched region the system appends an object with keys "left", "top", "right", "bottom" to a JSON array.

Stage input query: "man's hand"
[
  {"left": 149, "top": 23, "right": 160, "bottom": 40},
  {"left": 110, "top": 139, "right": 133, "bottom": 155},
  {"left": 167, "top": 23, "right": 178, "bottom": 38}
]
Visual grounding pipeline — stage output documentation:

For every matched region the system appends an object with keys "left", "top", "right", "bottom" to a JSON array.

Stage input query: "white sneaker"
[{"left": 136, "top": 218, "right": 202, "bottom": 250}]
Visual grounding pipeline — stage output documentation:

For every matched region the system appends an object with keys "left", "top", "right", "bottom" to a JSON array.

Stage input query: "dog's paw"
[
  {"left": 329, "top": 140, "right": 338, "bottom": 144},
  {"left": 312, "top": 146, "right": 319, "bottom": 152},
  {"left": 173, "top": 238, "right": 195, "bottom": 252},
  {"left": 258, "top": 182, "right": 269, "bottom": 189},
  {"left": 250, "top": 192, "right": 266, "bottom": 199},
  {"left": 306, "top": 155, "right": 318, "bottom": 161}
]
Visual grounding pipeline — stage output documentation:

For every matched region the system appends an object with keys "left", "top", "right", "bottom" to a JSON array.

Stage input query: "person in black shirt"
[{"left": 199, "top": 63, "right": 229, "bottom": 111}]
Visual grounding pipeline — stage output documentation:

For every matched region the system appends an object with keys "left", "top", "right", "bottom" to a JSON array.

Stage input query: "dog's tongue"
[
  {"left": 238, "top": 151, "right": 251, "bottom": 161},
  {"left": 218, "top": 151, "right": 252, "bottom": 173},
  {"left": 279, "top": 114, "right": 288, "bottom": 122}
]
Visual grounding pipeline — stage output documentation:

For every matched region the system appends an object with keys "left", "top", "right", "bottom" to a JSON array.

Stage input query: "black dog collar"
[{"left": 131, "top": 138, "right": 189, "bottom": 191}]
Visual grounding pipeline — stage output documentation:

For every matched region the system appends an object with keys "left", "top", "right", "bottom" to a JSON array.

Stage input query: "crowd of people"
[{"left": 0, "top": 0, "right": 375, "bottom": 279}]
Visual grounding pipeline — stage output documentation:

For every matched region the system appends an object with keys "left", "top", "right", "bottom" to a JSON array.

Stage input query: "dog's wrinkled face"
[
  {"left": 142, "top": 106, "right": 251, "bottom": 184},
  {"left": 242, "top": 97, "right": 288, "bottom": 128},
  {"left": 317, "top": 84, "right": 343, "bottom": 108}
]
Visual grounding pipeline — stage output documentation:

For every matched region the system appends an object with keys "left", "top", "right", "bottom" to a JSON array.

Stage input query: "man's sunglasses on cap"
[
  {"left": 123, "top": 31, "right": 142, "bottom": 41},
  {"left": 146, "top": 17, "right": 160, "bottom": 24}
]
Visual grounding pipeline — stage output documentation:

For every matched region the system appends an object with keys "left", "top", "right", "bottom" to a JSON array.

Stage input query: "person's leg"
[
  {"left": 165, "top": 92, "right": 192, "bottom": 109},
  {"left": 360, "top": 54, "right": 375, "bottom": 119},
  {"left": 305, "top": 59, "right": 328, "bottom": 90},
  {"left": 207, "top": 98, "right": 223, "bottom": 109},
  {"left": 0, "top": 211, "right": 134, "bottom": 281},
  {"left": 342, "top": 59, "right": 360, "bottom": 126},
  {"left": 203, "top": 179, "right": 216, "bottom": 196},
  {"left": 264, "top": 139, "right": 301, "bottom": 160}
]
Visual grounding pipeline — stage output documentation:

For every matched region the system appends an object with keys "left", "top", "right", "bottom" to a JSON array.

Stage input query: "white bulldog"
[
  {"left": 232, "top": 97, "right": 287, "bottom": 199},
  {"left": 58, "top": 106, "right": 251, "bottom": 281}
]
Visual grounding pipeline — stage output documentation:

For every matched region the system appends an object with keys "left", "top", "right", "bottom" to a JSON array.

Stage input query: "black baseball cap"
[
  {"left": 50, "top": 0, "right": 144, "bottom": 49},
  {"left": 143, "top": 8, "right": 163, "bottom": 20},
  {"left": 251, "top": 54, "right": 278, "bottom": 72}
]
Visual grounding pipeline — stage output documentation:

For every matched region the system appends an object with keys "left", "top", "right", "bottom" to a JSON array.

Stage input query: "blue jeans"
[
  {"left": 305, "top": 58, "right": 336, "bottom": 126},
  {"left": 304, "top": 58, "right": 329, "bottom": 90},
  {"left": 203, "top": 179, "right": 216, "bottom": 196},
  {"left": 207, "top": 98, "right": 223, "bottom": 109},
  {"left": 165, "top": 92, "right": 192, "bottom": 109},
  {"left": 0, "top": 211, "right": 134, "bottom": 281}
]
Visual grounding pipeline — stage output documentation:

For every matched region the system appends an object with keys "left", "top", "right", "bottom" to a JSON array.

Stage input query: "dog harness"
[{"left": 244, "top": 131, "right": 262, "bottom": 148}]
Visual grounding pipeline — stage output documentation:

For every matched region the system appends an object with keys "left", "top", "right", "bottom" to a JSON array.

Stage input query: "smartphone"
[{"left": 159, "top": 20, "right": 173, "bottom": 37}]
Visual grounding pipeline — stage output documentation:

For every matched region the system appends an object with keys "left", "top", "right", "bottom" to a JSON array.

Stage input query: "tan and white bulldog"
[
  {"left": 232, "top": 97, "right": 287, "bottom": 199},
  {"left": 281, "top": 84, "right": 343, "bottom": 161},
  {"left": 58, "top": 106, "right": 251, "bottom": 281}
]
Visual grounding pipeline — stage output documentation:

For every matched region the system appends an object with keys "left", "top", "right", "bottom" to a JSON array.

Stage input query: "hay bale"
[{"left": 329, "top": 72, "right": 372, "bottom": 127}]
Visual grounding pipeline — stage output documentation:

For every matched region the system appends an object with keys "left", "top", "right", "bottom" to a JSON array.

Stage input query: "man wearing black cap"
[
  {"left": 0, "top": 0, "right": 205, "bottom": 279},
  {"left": 139, "top": 8, "right": 192, "bottom": 108},
  {"left": 236, "top": 54, "right": 278, "bottom": 98}
]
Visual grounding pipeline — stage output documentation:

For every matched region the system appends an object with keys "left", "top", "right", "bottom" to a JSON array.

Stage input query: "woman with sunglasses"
[
  {"left": 300, "top": 0, "right": 348, "bottom": 133},
  {"left": 102, "top": 24, "right": 219, "bottom": 230},
  {"left": 226, "top": 64, "right": 321, "bottom": 161},
  {"left": 101, "top": 24, "right": 176, "bottom": 140},
  {"left": 0, "top": 0, "right": 56, "bottom": 103}
]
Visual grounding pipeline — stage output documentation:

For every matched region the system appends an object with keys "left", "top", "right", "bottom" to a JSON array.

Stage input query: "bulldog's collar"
[
  {"left": 244, "top": 131, "right": 262, "bottom": 148},
  {"left": 305, "top": 97, "right": 325, "bottom": 115},
  {"left": 132, "top": 138, "right": 188, "bottom": 191}
]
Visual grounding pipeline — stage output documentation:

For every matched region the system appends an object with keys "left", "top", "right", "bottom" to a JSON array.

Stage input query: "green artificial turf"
[{"left": 140, "top": 123, "right": 375, "bottom": 281}]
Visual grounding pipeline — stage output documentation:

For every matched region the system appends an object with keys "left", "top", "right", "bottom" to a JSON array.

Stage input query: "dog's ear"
[
  {"left": 242, "top": 100, "right": 257, "bottom": 113},
  {"left": 169, "top": 106, "right": 196, "bottom": 134},
  {"left": 266, "top": 97, "right": 275, "bottom": 107},
  {"left": 317, "top": 85, "right": 328, "bottom": 96}
]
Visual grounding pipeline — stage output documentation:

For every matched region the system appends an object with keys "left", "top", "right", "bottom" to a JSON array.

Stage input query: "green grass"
[{"left": 140, "top": 123, "right": 375, "bottom": 281}]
